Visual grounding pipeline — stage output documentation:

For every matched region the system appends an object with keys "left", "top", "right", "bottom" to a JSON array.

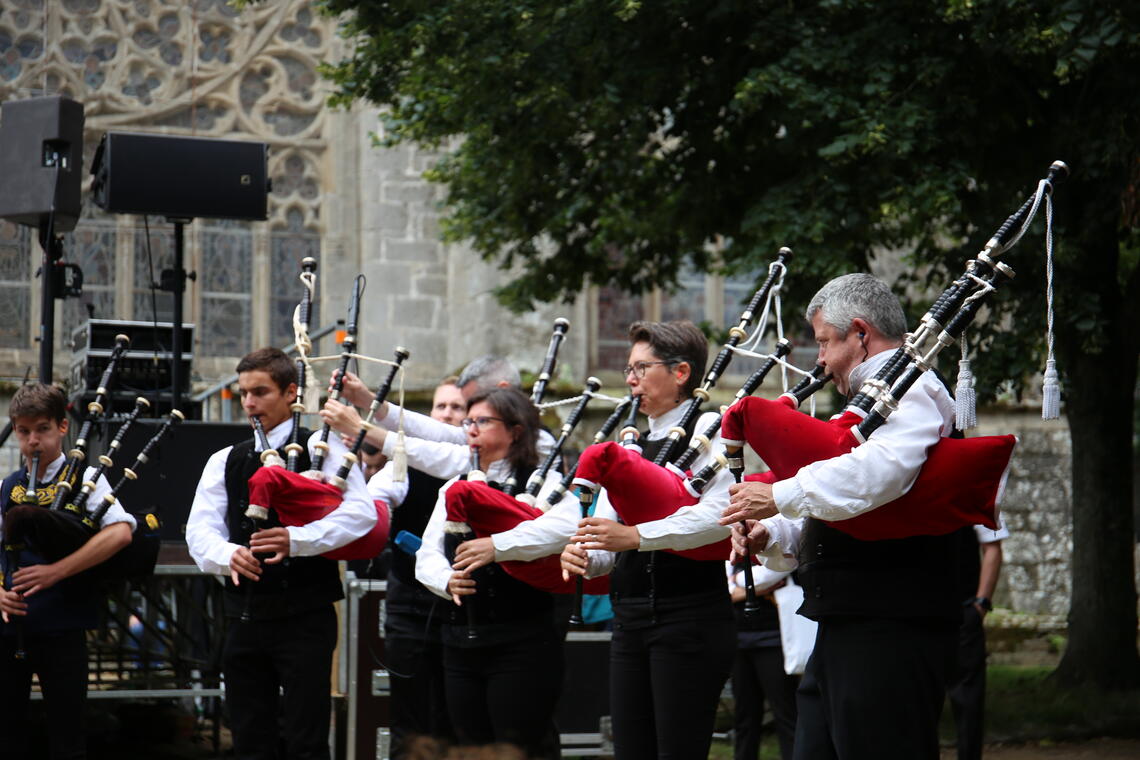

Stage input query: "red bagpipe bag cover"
[
  {"left": 246, "top": 466, "right": 390, "bottom": 561},
  {"left": 719, "top": 396, "right": 1013, "bottom": 540},
  {"left": 572, "top": 442, "right": 730, "bottom": 562},
  {"left": 443, "top": 479, "right": 610, "bottom": 595}
]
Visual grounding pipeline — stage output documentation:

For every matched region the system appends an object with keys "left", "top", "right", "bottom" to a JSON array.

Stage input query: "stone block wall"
[{"left": 975, "top": 411, "right": 1138, "bottom": 621}]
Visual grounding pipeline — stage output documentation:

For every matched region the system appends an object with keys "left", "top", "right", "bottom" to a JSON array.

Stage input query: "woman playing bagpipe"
[
  {"left": 185, "top": 346, "right": 375, "bottom": 760},
  {"left": 0, "top": 383, "right": 136, "bottom": 760},
  {"left": 414, "top": 386, "right": 570, "bottom": 760},
  {"left": 559, "top": 320, "right": 737, "bottom": 760}
]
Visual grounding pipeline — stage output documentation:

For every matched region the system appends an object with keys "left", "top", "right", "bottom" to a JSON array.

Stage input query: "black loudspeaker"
[
  {"left": 90, "top": 132, "right": 269, "bottom": 221},
  {"left": 90, "top": 420, "right": 251, "bottom": 542},
  {"left": 0, "top": 95, "right": 85, "bottom": 232}
]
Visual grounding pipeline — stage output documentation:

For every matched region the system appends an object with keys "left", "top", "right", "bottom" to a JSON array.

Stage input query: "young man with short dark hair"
[
  {"left": 1, "top": 383, "right": 136, "bottom": 760},
  {"left": 186, "top": 347, "right": 375, "bottom": 760}
]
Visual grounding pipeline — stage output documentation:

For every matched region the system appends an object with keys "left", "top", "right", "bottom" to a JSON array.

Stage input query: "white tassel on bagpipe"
[
  {"left": 955, "top": 334, "right": 977, "bottom": 431},
  {"left": 1041, "top": 192, "right": 1061, "bottom": 420},
  {"left": 293, "top": 265, "right": 321, "bottom": 416}
]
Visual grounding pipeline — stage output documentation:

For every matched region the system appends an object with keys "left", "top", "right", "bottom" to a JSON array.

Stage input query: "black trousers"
[
  {"left": 386, "top": 632, "right": 453, "bottom": 757},
  {"left": 442, "top": 630, "right": 563, "bottom": 760},
  {"left": 732, "top": 645, "right": 798, "bottom": 760},
  {"left": 0, "top": 629, "right": 88, "bottom": 760},
  {"left": 610, "top": 615, "right": 736, "bottom": 760},
  {"left": 222, "top": 605, "right": 337, "bottom": 760},
  {"left": 948, "top": 605, "right": 986, "bottom": 760},
  {"left": 793, "top": 617, "right": 956, "bottom": 760}
]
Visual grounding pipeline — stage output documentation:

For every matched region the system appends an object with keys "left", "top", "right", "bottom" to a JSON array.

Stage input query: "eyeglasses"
[
  {"left": 460, "top": 416, "right": 506, "bottom": 431},
  {"left": 621, "top": 360, "right": 672, "bottom": 379}
]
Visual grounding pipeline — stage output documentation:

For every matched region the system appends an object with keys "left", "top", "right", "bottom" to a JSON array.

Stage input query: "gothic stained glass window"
[
  {"left": 61, "top": 211, "right": 116, "bottom": 340},
  {"left": 596, "top": 285, "right": 644, "bottom": 372},
  {"left": 132, "top": 220, "right": 176, "bottom": 323},
  {"left": 199, "top": 219, "right": 252, "bottom": 358},
  {"left": 659, "top": 264, "right": 706, "bottom": 326},
  {"left": 0, "top": 0, "right": 331, "bottom": 379},
  {"left": 270, "top": 207, "right": 321, "bottom": 349},
  {"left": 0, "top": 221, "right": 31, "bottom": 349}
]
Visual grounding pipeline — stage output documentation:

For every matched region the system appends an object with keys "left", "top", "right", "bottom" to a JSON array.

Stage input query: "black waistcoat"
[
  {"left": 221, "top": 430, "right": 344, "bottom": 620},
  {"left": 440, "top": 466, "right": 556, "bottom": 646},
  {"left": 797, "top": 377, "right": 965, "bottom": 625},
  {"left": 610, "top": 416, "right": 728, "bottom": 611},
  {"left": 796, "top": 518, "right": 961, "bottom": 623},
  {"left": 385, "top": 467, "right": 449, "bottom": 628}
]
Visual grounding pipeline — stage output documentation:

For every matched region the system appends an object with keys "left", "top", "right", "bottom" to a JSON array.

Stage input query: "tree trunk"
[{"left": 1053, "top": 317, "right": 1140, "bottom": 689}]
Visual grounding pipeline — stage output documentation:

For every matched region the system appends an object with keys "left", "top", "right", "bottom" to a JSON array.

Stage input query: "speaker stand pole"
[
  {"left": 37, "top": 220, "right": 62, "bottom": 383},
  {"left": 168, "top": 217, "right": 192, "bottom": 412}
]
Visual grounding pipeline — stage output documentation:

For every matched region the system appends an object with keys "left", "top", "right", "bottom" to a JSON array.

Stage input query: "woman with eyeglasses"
[
  {"left": 561, "top": 320, "right": 737, "bottom": 760},
  {"left": 415, "top": 386, "right": 569, "bottom": 760}
]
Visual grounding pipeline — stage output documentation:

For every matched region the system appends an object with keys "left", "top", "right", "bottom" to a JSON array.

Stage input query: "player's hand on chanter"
[
  {"left": 0, "top": 587, "right": 28, "bottom": 620},
  {"left": 250, "top": 527, "right": 291, "bottom": 564},
  {"left": 11, "top": 562, "right": 64, "bottom": 598},
  {"left": 560, "top": 543, "right": 589, "bottom": 581},
  {"left": 229, "top": 546, "right": 263, "bottom": 586},
  {"left": 452, "top": 537, "right": 496, "bottom": 573},
  {"left": 720, "top": 480, "right": 778, "bottom": 525},
  {"left": 447, "top": 570, "right": 476, "bottom": 605},
  {"left": 571, "top": 517, "right": 640, "bottom": 552}
]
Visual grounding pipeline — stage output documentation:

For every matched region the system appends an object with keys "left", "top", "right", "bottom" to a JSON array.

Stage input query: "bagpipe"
[
  {"left": 4, "top": 396, "right": 150, "bottom": 565},
  {"left": 3, "top": 334, "right": 139, "bottom": 563},
  {"left": 571, "top": 247, "right": 799, "bottom": 563},
  {"left": 574, "top": 162, "right": 1067, "bottom": 560},
  {"left": 502, "top": 317, "right": 571, "bottom": 496},
  {"left": 3, "top": 401, "right": 183, "bottom": 658},
  {"left": 240, "top": 260, "right": 400, "bottom": 567},
  {"left": 713, "top": 161, "right": 1069, "bottom": 542},
  {"left": 440, "top": 372, "right": 618, "bottom": 597}
]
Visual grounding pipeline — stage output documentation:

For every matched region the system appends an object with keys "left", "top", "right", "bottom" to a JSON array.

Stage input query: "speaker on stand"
[
  {"left": 0, "top": 95, "right": 86, "bottom": 382},
  {"left": 90, "top": 132, "right": 270, "bottom": 412}
]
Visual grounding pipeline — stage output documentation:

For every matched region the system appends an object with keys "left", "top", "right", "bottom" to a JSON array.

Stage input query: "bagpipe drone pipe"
[
  {"left": 240, "top": 263, "right": 403, "bottom": 564},
  {"left": 501, "top": 317, "right": 571, "bottom": 497},
  {"left": 440, "top": 373, "right": 618, "bottom": 595}
]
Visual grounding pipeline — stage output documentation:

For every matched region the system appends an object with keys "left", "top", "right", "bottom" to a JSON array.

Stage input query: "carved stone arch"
[{"left": 0, "top": 0, "right": 339, "bottom": 379}]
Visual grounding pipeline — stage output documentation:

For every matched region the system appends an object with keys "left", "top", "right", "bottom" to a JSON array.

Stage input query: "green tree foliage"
[{"left": 319, "top": 0, "right": 1140, "bottom": 687}]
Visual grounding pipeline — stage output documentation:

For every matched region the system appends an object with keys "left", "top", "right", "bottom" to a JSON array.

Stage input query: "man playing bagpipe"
[
  {"left": 0, "top": 383, "right": 136, "bottom": 760},
  {"left": 186, "top": 347, "right": 375, "bottom": 760},
  {"left": 721, "top": 274, "right": 963, "bottom": 760}
]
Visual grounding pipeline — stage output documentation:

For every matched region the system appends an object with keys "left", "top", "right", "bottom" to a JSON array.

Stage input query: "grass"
[
  {"left": 708, "top": 665, "right": 1140, "bottom": 760},
  {"left": 945, "top": 665, "right": 1140, "bottom": 744}
]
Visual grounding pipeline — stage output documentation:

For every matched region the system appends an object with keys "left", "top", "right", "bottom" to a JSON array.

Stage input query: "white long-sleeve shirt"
[
  {"left": 379, "top": 404, "right": 558, "bottom": 481},
  {"left": 415, "top": 460, "right": 577, "bottom": 600},
  {"left": 0, "top": 454, "right": 137, "bottom": 545},
  {"left": 186, "top": 419, "right": 376, "bottom": 578},
  {"left": 583, "top": 404, "right": 734, "bottom": 578},
  {"left": 758, "top": 349, "right": 955, "bottom": 555},
  {"left": 366, "top": 459, "right": 409, "bottom": 508}
]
